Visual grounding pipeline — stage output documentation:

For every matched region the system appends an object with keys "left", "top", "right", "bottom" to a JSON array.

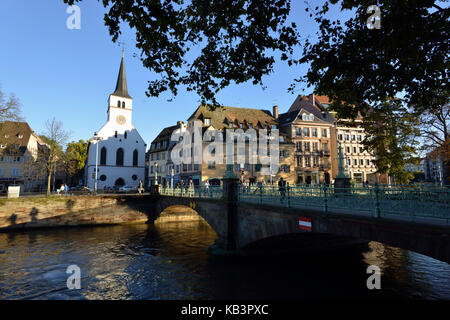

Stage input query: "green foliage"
[
  {"left": 298, "top": 0, "right": 449, "bottom": 118},
  {"left": 64, "top": 140, "right": 88, "bottom": 177},
  {"left": 64, "top": 0, "right": 299, "bottom": 105},
  {"left": 362, "top": 99, "right": 420, "bottom": 184}
]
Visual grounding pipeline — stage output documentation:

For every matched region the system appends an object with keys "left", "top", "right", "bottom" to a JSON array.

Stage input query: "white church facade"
[{"left": 85, "top": 53, "right": 146, "bottom": 190}]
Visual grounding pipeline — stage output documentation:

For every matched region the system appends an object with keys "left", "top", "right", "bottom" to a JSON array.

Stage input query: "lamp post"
[
  {"left": 92, "top": 132, "right": 103, "bottom": 193},
  {"left": 154, "top": 162, "right": 158, "bottom": 185}
]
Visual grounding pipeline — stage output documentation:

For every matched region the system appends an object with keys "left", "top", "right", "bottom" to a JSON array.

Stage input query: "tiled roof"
[
  {"left": 0, "top": 121, "right": 34, "bottom": 155},
  {"left": 188, "top": 105, "right": 277, "bottom": 130},
  {"left": 281, "top": 96, "right": 335, "bottom": 125}
]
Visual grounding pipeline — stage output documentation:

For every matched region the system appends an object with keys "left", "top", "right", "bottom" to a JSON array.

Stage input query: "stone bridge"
[{"left": 146, "top": 179, "right": 450, "bottom": 264}]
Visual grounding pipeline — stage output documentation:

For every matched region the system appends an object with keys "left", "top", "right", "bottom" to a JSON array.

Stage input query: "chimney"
[
  {"left": 312, "top": 94, "right": 315, "bottom": 107},
  {"left": 273, "top": 105, "right": 279, "bottom": 119}
]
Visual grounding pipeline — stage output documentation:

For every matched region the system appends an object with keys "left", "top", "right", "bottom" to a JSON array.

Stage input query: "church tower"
[
  {"left": 85, "top": 52, "right": 146, "bottom": 190},
  {"left": 107, "top": 50, "right": 133, "bottom": 125}
]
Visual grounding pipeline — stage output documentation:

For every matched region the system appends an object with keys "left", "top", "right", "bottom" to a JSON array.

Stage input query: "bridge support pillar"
[{"left": 206, "top": 176, "right": 240, "bottom": 257}]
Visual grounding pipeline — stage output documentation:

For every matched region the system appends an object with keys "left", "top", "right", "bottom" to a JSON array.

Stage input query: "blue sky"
[{"left": 0, "top": 0, "right": 328, "bottom": 146}]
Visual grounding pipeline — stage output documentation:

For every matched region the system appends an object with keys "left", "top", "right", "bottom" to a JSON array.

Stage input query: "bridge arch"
[{"left": 148, "top": 196, "right": 229, "bottom": 244}]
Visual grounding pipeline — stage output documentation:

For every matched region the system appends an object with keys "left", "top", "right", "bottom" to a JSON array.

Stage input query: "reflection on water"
[{"left": 0, "top": 219, "right": 449, "bottom": 300}]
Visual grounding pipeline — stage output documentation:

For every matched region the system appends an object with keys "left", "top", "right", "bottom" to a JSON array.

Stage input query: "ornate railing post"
[
  {"left": 374, "top": 182, "right": 380, "bottom": 218},
  {"left": 259, "top": 184, "right": 263, "bottom": 205},
  {"left": 287, "top": 185, "right": 291, "bottom": 208},
  {"left": 323, "top": 184, "right": 328, "bottom": 213}
]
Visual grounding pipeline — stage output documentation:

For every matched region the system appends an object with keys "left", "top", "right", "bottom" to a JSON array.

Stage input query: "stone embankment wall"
[{"left": 0, "top": 195, "right": 151, "bottom": 230}]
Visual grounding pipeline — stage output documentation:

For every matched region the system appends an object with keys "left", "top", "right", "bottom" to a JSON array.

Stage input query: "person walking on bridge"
[{"left": 278, "top": 178, "right": 286, "bottom": 202}]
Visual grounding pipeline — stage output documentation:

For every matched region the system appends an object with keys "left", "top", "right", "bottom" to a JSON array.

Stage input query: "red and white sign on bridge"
[{"left": 298, "top": 217, "right": 312, "bottom": 231}]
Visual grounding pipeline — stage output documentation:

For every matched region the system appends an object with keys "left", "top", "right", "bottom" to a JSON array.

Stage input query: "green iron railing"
[
  {"left": 159, "top": 186, "right": 223, "bottom": 199},
  {"left": 237, "top": 184, "right": 450, "bottom": 224}
]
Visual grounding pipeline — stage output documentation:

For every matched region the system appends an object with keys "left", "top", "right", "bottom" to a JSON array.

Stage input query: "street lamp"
[
  {"left": 92, "top": 132, "right": 103, "bottom": 193},
  {"left": 154, "top": 162, "right": 158, "bottom": 185}
]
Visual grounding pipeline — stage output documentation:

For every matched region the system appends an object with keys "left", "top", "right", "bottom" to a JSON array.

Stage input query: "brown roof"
[
  {"left": 0, "top": 121, "right": 33, "bottom": 155},
  {"left": 188, "top": 105, "right": 276, "bottom": 130}
]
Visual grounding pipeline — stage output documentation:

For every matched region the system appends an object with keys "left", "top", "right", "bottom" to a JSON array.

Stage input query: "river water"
[{"left": 0, "top": 216, "right": 449, "bottom": 300}]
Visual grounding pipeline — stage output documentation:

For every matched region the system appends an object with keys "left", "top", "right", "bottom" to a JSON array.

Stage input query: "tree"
[
  {"left": 0, "top": 84, "right": 22, "bottom": 122},
  {"left": 64, "top": 0, "right": 299, "bottom": 104},
  {"left": 362, "top": 100, "right": 420, "bottom": 184},
  {"left": 64, "top": 140, "right": 88, "bottom": 185},
  {"left": 41, "top": 118, "right": 70, "bottom": 196},
  {"left": 298, "top": 0, "right": 449, "bottom": 119}
]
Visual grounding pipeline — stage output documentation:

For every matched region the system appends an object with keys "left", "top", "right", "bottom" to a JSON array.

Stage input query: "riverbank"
[{"left": 0, "top": 195, "right": 150, "bottom": 231}]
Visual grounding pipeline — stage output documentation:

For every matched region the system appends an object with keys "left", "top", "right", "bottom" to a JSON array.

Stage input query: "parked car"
[
  {"left": 118, "top": 185, "right": 137, "bottom": 193},
  {"left": 69, "top": 186, "right": 94, "bottom": 195}
]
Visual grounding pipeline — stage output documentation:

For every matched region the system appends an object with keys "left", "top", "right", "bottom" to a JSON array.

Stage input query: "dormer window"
[
  {"left": 18, "top": 134, "right": 23, "bottom": 139},
  {"left": 204, "top": 118, "right": 211, "bottom": 126}
]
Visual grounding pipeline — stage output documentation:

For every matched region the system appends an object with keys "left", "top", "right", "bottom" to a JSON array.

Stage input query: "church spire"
[{"left": 112, "top": 51, "right": 131, "bottom": 99}]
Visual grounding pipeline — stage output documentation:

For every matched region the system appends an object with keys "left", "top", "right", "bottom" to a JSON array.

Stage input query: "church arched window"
[
  {"left": 122, "top": 101, "right": 125, "bottom": 108},
  {"left": 116, "top": 148, "right": 124, "bottom": 166},
  {"left": 124, "top": 132, "right": 127, "bottom": 139},
  {"left": 117, "top": 100, "right": 121, "bottom": 107},
  {"left": 133, "top": 149, "right": 138, "bottom": 166},
  {"left": 100, "top": 147, "right": 107, "bottom": 165}
]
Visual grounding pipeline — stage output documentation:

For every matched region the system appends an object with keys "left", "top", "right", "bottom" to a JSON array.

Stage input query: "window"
[
  {"left": 351, "top": 135, "right": 356, "bottom": 141},
  {"left": 353, "top": 159, "right": 357, "bottom": 165},
  {"left": 296, "top": 128, "right": 302, "bottom": 136},
  {"left": 133, "top": 149, "right": 138, "bottom": 166},
  {"left": 353, "top": 147, "right": 357, "bottom": 153},
  {"left": 117, "top": 101, "right": 121, "bottom": 107},
  {"left": 313, "top": 156, "right": 318, "bottom": 167},
  {"left": 322, "top": 143, "right": 329, "bottom": 153},
  {"left": 132, "top": 174, "right": 137, "bottom": 181},
  {"left": 207, "top": 161, "right": 216, "bottom": 169},
  {"left": 281, "top": 165, "right": 290, "bottom": 173},
  {"left": 304, "top": 142, "right": 310, "bottom": 152},
  {"left": 124, "top": 132, "right": 127, "bottom": 139},
  {"left": 312, "top": 128, "right": 318, "bottom": 137},
  {"left": 296, "top": 142, "right": 302, "bottom": 152},
  {"left": 0, "top": 168, "right": 3, "bottom": 176},
  {"left": 12, "top": 168, "right": 20, "bottom": 177},
  {"left": 322, "top": 129, "right": 327, "bottom": 137},
  {"left": 312, "top": 142, "right": 318, "bottom": 152},
  {"left": 122, "top": 101, "right": 125, "bottom": 108},
  {"left": 366, "top": 159, "right": 370, "bottom": 166},
  {"left": 338, "top": 134, "right": 343, "bottom": 140},
  {"left": 303, "top": 128, "right": 310, "bottom": 137},
  {"left": 162, "top": 152, "right": 166, "bottom": 160},
  {"left": 360, "top": 159, "right": 364, "bottom": 165},
  {"left": 305, "top": 157, "right": 310, "bottom": 167},
  {"left": 116, "top": 148, "right": 124, "bottom": 166},
  {"left": 296, "top": 156, "right": 302, "bottom": 167},
  {"left": 357, "top": 135, "right": 362, "bottom": 141},
  {"left": 344, "top": 134, "right": 349, "bottom": 141},
  {"left": 204, "top": 118, "right": 211, "bottom": 126},
  {"left": 346, "top": 146, "right": 350, "bottom": 153},
  {"left": 100, "top": 175, "right": 107, "bottom": 181},
  {"left": 255, "top": 164, "right": 262, "bottom": 172},
  {"left": 100, "top": 147, "right": 107, "bottom": 165},
  {"left": 115, "top": 131, "right": 118, "bottom": 138},
  {"left": 359, "top": 147, "right": 364, "bottom": 153},
  {"left": 194, "top": 164, "right": 199, "bottom": 171}
]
